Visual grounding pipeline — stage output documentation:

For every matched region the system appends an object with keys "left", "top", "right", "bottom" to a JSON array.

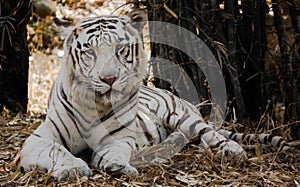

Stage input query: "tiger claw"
[
  {"left": 217, "top": 141, "right": 247, "bottom": 161},
  {"left": 51, "top": 158, "right": 92, "bottom": 181},
  {"left": 105, "top": 163, "right": 138, "bottom": 176}
]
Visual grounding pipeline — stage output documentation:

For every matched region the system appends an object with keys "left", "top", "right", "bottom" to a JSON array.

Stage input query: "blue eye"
[
  {"left": 81, "top": 49, "right": 96, "bottom": 63},
  {"left": 115, "top": 43, "right": 134, "bottom": 64},
  {"left": 85, "top": 49, "right": 96, "bottom": 57},
  {"left": 116, "top": 44, "right": 126, "bottom": 53}
]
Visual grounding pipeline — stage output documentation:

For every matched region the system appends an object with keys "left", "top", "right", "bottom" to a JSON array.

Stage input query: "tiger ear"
[
  {"left": 53, "top": 18, "right": 73, "bottom": 35},
  {"left": 53, "top": 18, "right": 72, "bottom": 28},
  {"left": 53, "top": 18, "right": 74, "bottom": 47},
  {"left": 126, "top": 9, "right": 147, "bottom": 32}
]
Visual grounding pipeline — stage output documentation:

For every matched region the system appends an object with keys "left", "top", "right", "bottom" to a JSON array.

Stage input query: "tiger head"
[{"left": 56, "top": 15, "right": 147, "bottom": 105}]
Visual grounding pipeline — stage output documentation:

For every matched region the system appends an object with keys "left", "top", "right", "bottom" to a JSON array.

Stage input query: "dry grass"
[{"left": 0, "top": 113, "right": 300, "bottom": 186}]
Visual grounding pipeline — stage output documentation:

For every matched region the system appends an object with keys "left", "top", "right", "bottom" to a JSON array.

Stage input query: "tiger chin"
[{"left": 15, "top": 14, "right": 247, "bottom": 181}]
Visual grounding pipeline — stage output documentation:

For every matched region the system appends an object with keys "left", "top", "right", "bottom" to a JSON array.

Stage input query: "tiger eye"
[
  {"left": 115, "top": 44, "right": 125, "bottom": 53},
  {"left": 83, "top": 49, "right": 96, "bottom": 60},
  {"left": 85, "top": 49, "right": 95, "bottom": 56}
]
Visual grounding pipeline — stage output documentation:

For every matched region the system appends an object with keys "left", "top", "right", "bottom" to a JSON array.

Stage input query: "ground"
[
  {"left": 0, "top": 113, "right": 300, "bottom": 186},
  {"left": 1, "top": 0, "right": 300, "bottom": 186}
]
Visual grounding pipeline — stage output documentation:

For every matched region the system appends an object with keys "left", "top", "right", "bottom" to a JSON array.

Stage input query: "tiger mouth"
[
  {"left": 94, "top": 87, "right": 121, "bottom": 98},
  {"left": 92, "top": 85, "right": 112, "bottom": 95},
  {"left": 91, "top": 83, "right": 124, "bottom": 99},
  {"left": 104, "top": 88, "right": 113, "bottom": 96}
]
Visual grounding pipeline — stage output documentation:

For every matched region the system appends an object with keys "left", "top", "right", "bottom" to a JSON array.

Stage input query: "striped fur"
[{"left": 16, "top": 15, "right": 289, "bottom": 181}]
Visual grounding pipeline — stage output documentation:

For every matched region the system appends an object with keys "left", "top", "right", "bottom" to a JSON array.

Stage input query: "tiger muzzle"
[{"left": 100, "top": 76, "right": 117, "bottom": 86}]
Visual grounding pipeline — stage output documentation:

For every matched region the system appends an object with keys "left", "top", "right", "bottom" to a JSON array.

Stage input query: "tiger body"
[{"left": 17, "top": 15, "right": 289, "bottom": 181}]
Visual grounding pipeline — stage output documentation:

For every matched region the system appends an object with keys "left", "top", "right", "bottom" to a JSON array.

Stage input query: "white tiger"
[{"left": 15, "top": 14, "right": 290, "bottom": 181}]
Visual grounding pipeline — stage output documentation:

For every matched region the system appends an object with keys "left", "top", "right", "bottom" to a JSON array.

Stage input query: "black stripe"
[
  {"left": 276, "top": 138, "right": 284, "bottom": 147},
  {"left": 211, "top": 139, "right": 228, "bottom": 149},
  {"left": 80, "top": 52, "right": 89, "bottom": 69},
  {"left": 188, "top": 120, "right": 202, "bottom": 136},
  {"left": 126, "top": 135, "right": 136, "bottom": 142},
  {"left": 140, "top": 89, "right": 161, "bottom": 114},
  {"left": 115, "top": 90, "right": 138, "bottom": 111},
  {"left": 229, "top": 132, "right": 235, "bottom": 139},
  {"left": 37, "top": 145, "right": 51, "bottom": 163},
  {"left": 198, "top": 127, "right": 212, "bottom": 140},
  {"left": 139, "top": 95, "right": 152, "bottom": 102},
  {"left": 263, "top": 135, "right": 268, "bottom": 143},
  {"left": 100, "top": 110, "right": 114, "bottom": 122},
  {"left": 76, "top": 41, "right": 82, "bottom": 49},
  {"left": 59, "top": 84, "right": 84, "bottom": 139},
  {"left": 137, "top": 114, "right": 154, "bottom": 144},
  {"left": 241, "top": 134, "right": 246, "bottom": 142},
  {"left": 48, "top": 117, "right": 70, "bottom": 151},
  {"left": 99, "top": 118, "right": 136, "bottom": 145},
  {"left": 97, "top": 150, "right": 109, "bottom": 167},
  {"left": 88, "top": 33, "right": 97, "bottom": 41},
  {"left": 141, "top": 87, "right": 172, "bottom": 123},
  {"left": 124, "top": 45, "right": 130, "bottom": 59},
  {"left": 267, "top": 134, "right": 274, "bottom": 143},
  {"left": 107, "top": 25, "right": 116, "bottom": 29},
  {"left": 245, "top": 134, "right": 251, "bottom": 142},
  {"left": 54, "top": 90, "right": 71, "bottom": 137},
  {"left": 109, "top": 118, "right": 136, "bottom": 136},
  {"left": 135, "top": 43, "right": 139, "bottom": 56},
  {"left": 74, "top": 49, "right": 80, "bottom": 67},
  {"left": 59, "top": 85, "right": 76, "bottom": 124},
  {"left": 125, "top": 33, "right": 130, "bottom": 40},
  {"left": 108, "top": 125, "right": 127, "bottom": 136},
  {"left": 70, "top": 49, "right": 76, "bottom": 68},
  {"left": 32, "top": 133, "right": 41, "bottom": 138},
  {"left": 54, "top": 105, "right": 71, "bottom": 138},
  {"left": 111, "top": 97, "right": 138, "bottom": 121},
  {"left": 193, "top": 127, "right": 212, "bottom": 144},
  {"left": 48, "top": 146, "right": 55, "bottom": 158},
  {"left": 81, "top": 18, "right": 118, "bottom": 29},
  {"left": 83, "top": 43, "right": 90, "bottom": 48},
  {"left": 86, "top": 28, "right": 98, "bottom": 34},
  {"left": 174, "top": 110, "right": 190, "bottom": 129},
  {"left": 64, "top": 90, "right": 94, "bottom": 131}
]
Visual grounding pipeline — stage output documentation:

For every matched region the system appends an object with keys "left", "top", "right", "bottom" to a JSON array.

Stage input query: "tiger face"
[{"left": 62, "top": 16, "right": 146, "bottom": 105}]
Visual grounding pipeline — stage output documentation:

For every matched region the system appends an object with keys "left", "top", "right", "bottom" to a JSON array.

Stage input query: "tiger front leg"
[
  {"left": 193, "top": 123, "right": 247, "bottom": 161},
  {"left": 17, "top": 134, "right": 92, "bottom": 181},
  {"left": 92, "top": 141, "right": 138, "bottom": 176}
]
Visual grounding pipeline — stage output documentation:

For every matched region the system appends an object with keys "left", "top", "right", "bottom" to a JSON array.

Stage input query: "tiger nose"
[{"left": 100, "top": 76, "right": 117, "bottom": 86}]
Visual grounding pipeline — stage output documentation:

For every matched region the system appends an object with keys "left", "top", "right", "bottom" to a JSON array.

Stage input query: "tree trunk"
[
  {"left": 288, "top": 0, "right": 300, "bottom": 55},
  {"left": 272, "top": 0, "right": 300, "bottom": 139},
  {"left": 0, "top": 1, "right": 31, "bottom": 114},
  {"left": 239, "top": 0, "right": 268, "bottom": 122},
  {"left": 287, "top": 0, "right": 300, "bottom": 139},
  {"left": 224, "top": 0, "right": 246, "bottom": 119},
  {"left": 146, "top": 0, "right": 209, "bottom": 107}
]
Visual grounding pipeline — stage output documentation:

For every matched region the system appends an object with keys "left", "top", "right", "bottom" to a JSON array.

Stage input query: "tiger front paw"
[
  {"left": 51, "top": 158, "right": 92, "bottom": 181},
  {"left": 217, "top": 140, "right": 247, "bottom": 162},
  {"left": 105, "top": 162, "right": 138, "bottom": 176}
]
